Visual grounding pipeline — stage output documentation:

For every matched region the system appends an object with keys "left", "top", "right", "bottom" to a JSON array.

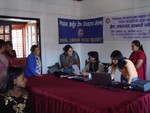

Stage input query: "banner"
[
  {"left": 58, "top": 18, "right": 103, "bottom": 44},
  {"left": 104, "top": 13, "right": 150, "bottom": 40}
]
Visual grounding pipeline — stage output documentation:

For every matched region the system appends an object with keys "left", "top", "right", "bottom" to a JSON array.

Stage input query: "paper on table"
[
  {"left": 60, "top": 75, "right": 69, "bottom": 78},
  {"left": 72, "top": 64, "right": 80, "bottom": 75},
  {"left": 68, "top": 76, "right": 78, "bottom": 79}
]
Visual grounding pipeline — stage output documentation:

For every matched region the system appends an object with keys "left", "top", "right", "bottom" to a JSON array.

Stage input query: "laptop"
[{"left": 91, "top": 72, "right": 113, "bottom": 86}]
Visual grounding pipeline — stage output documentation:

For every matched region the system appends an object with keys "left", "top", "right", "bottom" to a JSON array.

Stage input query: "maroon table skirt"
[{"left": 26, "top": 74, "right": 150, "bottom": 113}]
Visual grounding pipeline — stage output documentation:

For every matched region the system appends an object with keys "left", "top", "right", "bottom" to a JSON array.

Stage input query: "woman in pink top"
[{"left": 129, "top": 40, "right": 147, "bottom": 80}]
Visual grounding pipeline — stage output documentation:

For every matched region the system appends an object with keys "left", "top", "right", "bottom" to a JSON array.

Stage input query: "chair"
[{"left": 101, "top": 63, "right": 111, "bottom": 73}]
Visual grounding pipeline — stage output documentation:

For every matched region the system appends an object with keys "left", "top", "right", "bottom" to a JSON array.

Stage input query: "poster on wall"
[
  {"left": 58, "top": 17, "right": 103, "bottom": 44},
  {"left": 104, "top": 13, "right": 150, "bottom": 41}
]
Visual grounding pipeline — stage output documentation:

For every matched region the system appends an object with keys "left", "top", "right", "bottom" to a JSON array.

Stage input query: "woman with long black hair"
[
  {"left": 129, "top": 40, "right": 147, "bottom": 80},
  {"left": 110, "top": 50, "right": 138, "bottom": 84},
  {"left": 0, "top": 67, "right": 32, "bottom": 113}
]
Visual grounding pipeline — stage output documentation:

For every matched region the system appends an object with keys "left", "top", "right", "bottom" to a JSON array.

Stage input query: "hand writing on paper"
[{"left": 81, "top": 72, "right": 89, "bottom": 77}]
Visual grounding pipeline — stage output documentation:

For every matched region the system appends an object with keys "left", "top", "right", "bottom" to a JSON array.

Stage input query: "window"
[
  {"left": 0, "top": 24, "right": 11, "bottom": 41},
  {"left": 12, "top": 29, "right": 23, "bottom": 57},
  {"left": 0, "top": 16, "right": 41, "bottom": 58},
  {"left": 26, "top": 23, "right": 37, "bottom": 56},
  {"left": 12, "top": 23, "right": 37, "bottom": 58}
]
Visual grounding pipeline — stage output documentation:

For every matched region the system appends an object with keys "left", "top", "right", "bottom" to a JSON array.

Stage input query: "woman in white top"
[
  {"left": 110, "top": 50, "right": 138, "bottom": 84},
  {"left": 81, "top": 51, "right": 104, "bottom": 76}
]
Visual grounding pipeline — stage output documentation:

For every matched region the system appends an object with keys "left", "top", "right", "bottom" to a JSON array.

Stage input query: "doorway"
[{"left": 0, "top": 15, "right": 41, "bottom": 58}]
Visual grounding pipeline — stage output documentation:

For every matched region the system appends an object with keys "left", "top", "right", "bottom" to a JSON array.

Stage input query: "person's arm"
[
  {"left": 135, "top": 59, "right": 143, "bottom": 69},
  {"left": 97, "top": 63, "right": 104, "bottom": 72},
  {"left": 36, "top": 74, "right": 43, "bottom": 77},
  {"left": 60, "top": 54, "right": 68, "bottom": 69},
  {"left": 81, "top": 63, "right": 90, "bottom": 76},
  {"left": 26, "top": 54, "right": 37, "bottom": 76},
  {"left": 111, "top": 65, "right": 116, "bottom": 80},
  {"left": 74, "top": 51, "right": 80, "bottom": 69},
  {"left": 135, "top": 52, "right": 146, "bottom": 69},
  {"left": 126, "top": 60, "right": 137, "bottom": 84},
  {"left": 75, "top": 58, "right": 80, "bottom": 69},
  {"left": 60, "top": 54, "right": 73, "bottom": 74}
]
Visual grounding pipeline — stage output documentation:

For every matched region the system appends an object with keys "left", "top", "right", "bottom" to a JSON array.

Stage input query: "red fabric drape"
[
  {"left": 27, "top": 75, "right": 150, "bottom": 113},
  {"left": 129, "top": 50, "right": 147, "bottom": 80}
]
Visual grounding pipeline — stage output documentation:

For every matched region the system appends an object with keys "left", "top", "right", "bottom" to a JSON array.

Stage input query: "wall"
[{"left": 79, "top": 0, "right": 150, "bottom": 81}]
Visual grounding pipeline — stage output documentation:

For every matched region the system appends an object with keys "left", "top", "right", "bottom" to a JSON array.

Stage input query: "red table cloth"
[
  {"left": 26, "top": 74, "right": 150, "bottom": 113},
  {"left": 9, "top": 58, "right": 26, "bottom": 67}
]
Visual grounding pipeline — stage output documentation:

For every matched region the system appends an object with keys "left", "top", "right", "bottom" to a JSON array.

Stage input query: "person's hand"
[
  {"left": 122, "top": 82, "right": 132, "bottom": 89},
  {"left": 37, "top": 74, "right": 43, "bottom": 77},
  {"left": 72, "top": 69, "right": 76, "bottom": 75},
  {"left": 81, "top": 72, "right": 89, "bottom": 77},
  {"left": 112, "top": 78, "right": 115, "bottom": 81}
]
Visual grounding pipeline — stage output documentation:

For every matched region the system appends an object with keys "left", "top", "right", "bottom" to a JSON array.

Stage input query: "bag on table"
[{"left": 47, "top": 62, "right": 62, "bottom": 74}]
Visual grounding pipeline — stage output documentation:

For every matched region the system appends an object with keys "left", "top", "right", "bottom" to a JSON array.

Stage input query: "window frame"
[{"left": 0, "top": 15, "right": 42, "bottom": 71}]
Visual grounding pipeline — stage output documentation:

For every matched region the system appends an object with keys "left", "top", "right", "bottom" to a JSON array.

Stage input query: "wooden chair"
[{"left": 101, "top": 63, "right": 111, "bottom": 73}]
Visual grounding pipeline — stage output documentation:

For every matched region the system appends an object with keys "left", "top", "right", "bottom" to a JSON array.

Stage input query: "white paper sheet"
[{"left": 72, "top": 64, "right": 80, "bottom": 75}]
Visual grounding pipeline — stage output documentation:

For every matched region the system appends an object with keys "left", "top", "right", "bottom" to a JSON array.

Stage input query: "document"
[
  {"left": 72, "top": 64, "right": 80, "bottom": 75},
  {"left": 60, "top": 75, "right": 69, "bottom": 78}
]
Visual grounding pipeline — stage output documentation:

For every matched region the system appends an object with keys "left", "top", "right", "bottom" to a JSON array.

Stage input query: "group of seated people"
[
  {"left": 0, "top": 38, "right": 147, "bottom": 113},
  {"left": 0, "top": 39, "right": 147, "bottom": 85},
  {"left": 0, "top": 40, "right": 39, "bottom": 87},
  {"left": 0, "top": 39, "right": 42, "bottom": 113},
  {"left": 59, "top": 40, "right": 146, "bottom": 84},
  {"left": 0, "top": 39, "right": 31, "bottom": 112},
  {"left": 0, "top": 40, "right": 16, "bottom": 89},
  {"left": 60, "top": 44, "right": 105, "bottom": 76}
]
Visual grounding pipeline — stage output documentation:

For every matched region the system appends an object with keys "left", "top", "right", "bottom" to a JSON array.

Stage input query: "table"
[{"left": 26, "top": 74, "right": 150, "bottom": 113}]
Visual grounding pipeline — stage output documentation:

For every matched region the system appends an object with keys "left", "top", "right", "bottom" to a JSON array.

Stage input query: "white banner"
[{"left": 104, "top": 13, "right": 150, "bottom": 41}]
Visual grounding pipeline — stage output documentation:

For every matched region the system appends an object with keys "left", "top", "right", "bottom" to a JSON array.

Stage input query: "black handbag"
[{"left": 47, "top": 62, "right": 62, "bottom": 74}]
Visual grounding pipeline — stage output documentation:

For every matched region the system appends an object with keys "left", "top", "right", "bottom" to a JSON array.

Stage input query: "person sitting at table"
[
  {"left": 0, "top": 39, "right": 9, "bottom": 90},
  {"left": 24, "top": 45, "right": 42, "bottom": 77},
  {"left": 5, "top": 41, "right": 17, "bottom": 58},
  {"left": 81, "top": 51, "right": 104, "bottom": 77},
  {"left": 129, "top": 40, "right": 147, "bottom": 80},
  {"left": 60, "top": 45, "right": 80, "bottom": 74},
  {"left": 0, "top": 67, "right": 32, "bottom": 113},
  {"left": 4, "top": 41, "right": 17, "bottom": 67},
  {"left": 110, "top": 50, "right": 138, "bottom": 84}
]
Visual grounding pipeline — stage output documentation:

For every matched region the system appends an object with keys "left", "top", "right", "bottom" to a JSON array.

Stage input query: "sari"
[
  {"left": 60, "top": 51, "right": 80, "bottom": 74},
  {"left": 0, "top": 54, "right": 8, "bottom": 90},
  {"left": 129, "top": 50, "right": 146, "bottom": 80}
]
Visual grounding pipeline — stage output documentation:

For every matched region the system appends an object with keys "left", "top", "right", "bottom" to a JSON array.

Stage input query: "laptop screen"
[{"left": 91, "top": 72, "right": 112, "bottom": 86}]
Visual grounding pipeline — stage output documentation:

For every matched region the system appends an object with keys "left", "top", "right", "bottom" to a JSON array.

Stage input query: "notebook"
[{"left": 91, "top": 72, "right": 113, "bottom": 86}]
